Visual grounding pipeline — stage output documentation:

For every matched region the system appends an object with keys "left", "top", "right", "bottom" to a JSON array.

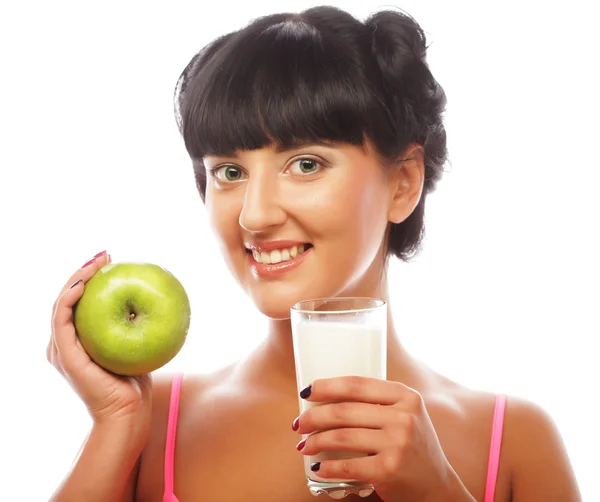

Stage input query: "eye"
[
  {"left": 212, "top": 165, "right": 245, "bottom": 183},
  {"left": 286, "top": 157, "right": 323, "bottom": 176}
]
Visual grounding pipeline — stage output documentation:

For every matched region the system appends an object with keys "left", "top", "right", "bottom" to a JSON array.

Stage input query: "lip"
[
  {"left": 244, "top": 240, "right": 309, "bottom": 252},
  {"left": 249, "top": 246, "right": 313, "bottom": 279}
]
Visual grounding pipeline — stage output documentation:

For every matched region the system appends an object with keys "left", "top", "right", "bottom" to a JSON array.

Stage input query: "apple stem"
[{"left": 128, "top": 313, "right": 136, "bottom": 321}]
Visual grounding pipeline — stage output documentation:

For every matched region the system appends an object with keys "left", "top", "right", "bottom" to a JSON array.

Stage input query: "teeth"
[
  {"left": 251, "top": 244, "right": 309, "bottom": 264},
  {"left": 270, "top": 250, "right": 282, "bottom": 263}
]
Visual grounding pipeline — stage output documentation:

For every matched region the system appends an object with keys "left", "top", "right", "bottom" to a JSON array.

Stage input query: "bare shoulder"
[
  {"left": 501, "top": 395, "right": 581, "bottom": 501},
  {"left": 140, "top": 368, "right": 224, "bottom": 451},
  {"left": 440, "top": 381, "right": 581, "bottom": 502},
  {"left": 149, "top": 364, "right": 234, "bottom": 410},
  {"left": 135, "top": 366, "right": 234, "bottom": 502}
]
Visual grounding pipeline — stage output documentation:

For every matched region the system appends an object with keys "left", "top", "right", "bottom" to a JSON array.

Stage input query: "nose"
[{"left": 238, "top": 173, "right": 287, "bottom": 233}]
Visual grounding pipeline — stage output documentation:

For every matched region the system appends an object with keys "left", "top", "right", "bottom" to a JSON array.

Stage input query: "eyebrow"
[{"left": 199, "top": 139, "right": 337, "bottom": 160}]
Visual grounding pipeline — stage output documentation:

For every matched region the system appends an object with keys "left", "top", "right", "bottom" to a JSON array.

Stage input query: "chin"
[
  {"left": 245, "top": 280, "right": 334, "bottom": 320},
  {"left": 248, "top": 291, "right": 296, "bottom": 320},
  {"left": 234, "top": 251, "right": 369, "bottom": 319}
]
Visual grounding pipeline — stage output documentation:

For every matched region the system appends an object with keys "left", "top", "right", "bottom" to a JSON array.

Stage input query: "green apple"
[{"left": 73, "top": 262, "right": 191, "bottom": 376}]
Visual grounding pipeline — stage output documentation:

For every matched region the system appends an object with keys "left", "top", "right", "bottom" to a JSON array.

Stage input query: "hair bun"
[
  {"left": 367, "top": 10, "right": 427, "bottom": 66},
  {"left": 366, "top": 9, "right": 446, "bottom": 193}
]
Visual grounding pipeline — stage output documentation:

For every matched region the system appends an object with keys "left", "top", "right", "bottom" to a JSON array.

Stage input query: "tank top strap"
[
  {"left": 162, "top": 372, "right": 184, "bottom": 502},
  {"left": 484, "top": 394, "right": 507, "bottom": 502}
]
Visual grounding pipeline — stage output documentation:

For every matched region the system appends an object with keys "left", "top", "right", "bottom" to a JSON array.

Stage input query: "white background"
[{"left": 0, "top": 0, "right": 597, "bottom": 500}]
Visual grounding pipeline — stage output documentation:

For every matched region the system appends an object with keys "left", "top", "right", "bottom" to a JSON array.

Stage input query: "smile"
[
  {"left": 245, "top": 242, "right": 313, "bottom": 278},
  {"left": 251, "top": 244, "right": 310, "bottom": 264}
]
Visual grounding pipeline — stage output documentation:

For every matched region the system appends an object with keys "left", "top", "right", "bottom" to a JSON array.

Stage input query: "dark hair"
[{"left": 174, "top": 6, "right": 447, "bottom": 261}]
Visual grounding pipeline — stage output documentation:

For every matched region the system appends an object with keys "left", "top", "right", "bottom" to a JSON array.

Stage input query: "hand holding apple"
[
  {"left": 48, "top": 251, "right": 153, "bottom": 430},
  {"left": 73, "top": 261, "right": 191, "bottom": 376},
  {"left": 47, "top": 251, "right": 191, "bottom": 433}
]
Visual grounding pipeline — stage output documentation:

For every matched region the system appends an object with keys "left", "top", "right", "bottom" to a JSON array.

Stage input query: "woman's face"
[{"left": 201, "top": 141, "right": 423, "bottom": 320}]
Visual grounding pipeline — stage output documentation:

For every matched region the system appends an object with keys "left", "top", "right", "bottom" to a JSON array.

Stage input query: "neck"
[{"left": 258, "top": 281, "right": 422, "bottom": 389}]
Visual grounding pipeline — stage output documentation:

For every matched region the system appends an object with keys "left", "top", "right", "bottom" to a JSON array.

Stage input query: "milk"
[{"left": 292, "top": 320, "right": 387, "bottom": 483}]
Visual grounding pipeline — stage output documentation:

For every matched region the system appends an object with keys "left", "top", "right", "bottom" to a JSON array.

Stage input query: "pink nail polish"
[{"left": 82, "top": 250, "right": 107, "bottom": 268}]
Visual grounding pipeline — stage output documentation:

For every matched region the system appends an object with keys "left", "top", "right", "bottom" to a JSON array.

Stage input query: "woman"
[{"left": 47, "top": 6, "right": 580, "bottom": 502}]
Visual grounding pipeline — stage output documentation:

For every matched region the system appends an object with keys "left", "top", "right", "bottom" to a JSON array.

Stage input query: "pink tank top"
[{"left": 162, "top": 373, "right": 507, "bottom": 502}]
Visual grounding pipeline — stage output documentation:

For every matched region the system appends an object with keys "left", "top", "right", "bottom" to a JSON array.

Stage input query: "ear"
[{"left": 388, "top": 144, "right": 425, "bottom": 224}]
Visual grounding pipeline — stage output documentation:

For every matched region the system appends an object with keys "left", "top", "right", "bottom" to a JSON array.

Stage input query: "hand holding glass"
[{"left": 291, "top": 297, "right": 387, "bottom": 499}]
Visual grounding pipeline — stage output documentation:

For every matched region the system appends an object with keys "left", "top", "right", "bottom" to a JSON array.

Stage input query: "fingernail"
[
  {"left": 82, "top": 250, "right": 107, "bottom": 268},
  {"left": 296, "top": 438, "right": 307, "bottom": 451},
  {"left": 300, "top": 385, "right": 312, "bottom": 399},
  {"left": 69, "top": 279, "right": 82, "bottom": 289},
  {"left": 310, "top": 462, "right": 321, "bottom": 472},
  {"left": 292, "top": 417, "right": 300, "bottom": 431}
]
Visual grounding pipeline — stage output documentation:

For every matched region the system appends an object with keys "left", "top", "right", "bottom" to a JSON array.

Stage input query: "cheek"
[
  {"left": 288, "top": 171, "right": 390, "bottom": 290},
  {"left": 295, "top": 172, "right": 389, "bottom": 245},
  {"left": 348, "top": 175, "right": 390, "bottom": 236},
  {"left": 338, "top": 179, "right": 390, "bottom": 271},
  {"left": 206, "top": 192, "right": 242, "bottom": 253}
]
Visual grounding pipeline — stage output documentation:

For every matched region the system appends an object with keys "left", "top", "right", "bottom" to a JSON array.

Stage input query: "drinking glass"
[{"left": 291, "top": 297, "right": 387, "bottom": 499}]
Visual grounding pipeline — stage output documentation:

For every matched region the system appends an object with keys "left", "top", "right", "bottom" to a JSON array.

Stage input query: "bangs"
[{"left": 177, "top": 20, "right": 382, "bottom": 159}]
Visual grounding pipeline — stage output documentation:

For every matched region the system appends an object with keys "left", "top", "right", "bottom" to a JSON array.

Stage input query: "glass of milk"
[{"left": 290, "top": 297, "right": 387, "bottom": 499}]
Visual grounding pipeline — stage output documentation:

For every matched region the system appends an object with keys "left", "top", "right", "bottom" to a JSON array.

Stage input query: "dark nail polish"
[
  {"left": 69, "top": 279, "right": 82, "bottom": 289},
  {"left": 300, "top": 385, "right": 312, "bottom": 399},
  {"left": 296, "top": 438, "right": 306, "bottom": 451},
  {"left": 292, "top": 417, "right": 300, "bottom": 431},
  {"left": 310, "top": 462, "right": 321, "bottom": 472}
]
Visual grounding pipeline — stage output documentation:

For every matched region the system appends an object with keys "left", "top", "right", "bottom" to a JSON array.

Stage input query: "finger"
[
  {"left": 47, "top": 337, "right": 56, "bottom": 366},
  {"left": 132, "top": 373, "right": 153, "bottom": 402},
  {"left": 47, "top": 335, "right": 65, "bottom": 377},
  {"left": 302, "top": 376, "right": 422, "bottom": 408},
  {"left": 49, "top": 251, "right": 112, "bottom": 376},
  {"left": 299, "top": 428, "right": 384, "bottom": 456},
  {"left": 59, "top": 250, "right": 109, "bottom": 294},
  {"left": 46, "top": 338, "right": 53, "bottom": 362},
  {"left": 51, "top": 249, "right": 110, "bottom": 346},
  {"left": 309, "top": 454, "right": 376, "bottom": 483},
  {"left": 52, "top": 280, "right": 92, "bottom": 373},
  {"left": 297, "top": 402, "right": 385, "bottom": 434},
  {"left": 51, "top": 251, "right": 110, "bottom": 321}
]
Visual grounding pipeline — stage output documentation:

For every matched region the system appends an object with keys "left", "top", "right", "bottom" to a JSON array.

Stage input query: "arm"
[
  {"left": 505, "top": 397, "right": 581, "bottom": 502},
  {"left": 49, "top": 418, "right": 146, "bottom": 502}
]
